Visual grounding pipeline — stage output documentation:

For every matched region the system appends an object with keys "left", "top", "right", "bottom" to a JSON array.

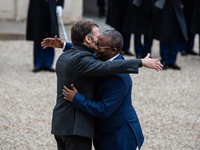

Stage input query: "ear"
[
  {"left": 84, "top": 35, "right": 92, "bottom": 44},
  {"left": 111, "top": 47, "right": 118, "bottom": 54}
]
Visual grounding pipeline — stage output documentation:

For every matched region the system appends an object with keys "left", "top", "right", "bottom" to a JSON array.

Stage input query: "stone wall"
[
  {"left": 0, "top": 0, "right": 83, "bottom": 24},
  {"left": 0, "top": 0, "right": 16, "bottom": 20}
]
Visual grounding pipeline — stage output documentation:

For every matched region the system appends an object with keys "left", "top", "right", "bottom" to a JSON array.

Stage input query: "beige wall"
[
  {"left": 63, "top": 0, "right": 83, "bottom": 24},
  {"left": 0, "top": 0, "right": 83, "bottom": 24},
  {"left": 0, "top": 0, "right": 15, "bottom": 20}
]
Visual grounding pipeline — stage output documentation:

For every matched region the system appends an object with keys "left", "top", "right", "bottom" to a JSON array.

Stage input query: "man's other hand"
[
  {"left": 41, "top": 35, "right": 64, "bottom": 49},
  {"left": 141, "top": 53, "right": 163, "bottom": 71}
]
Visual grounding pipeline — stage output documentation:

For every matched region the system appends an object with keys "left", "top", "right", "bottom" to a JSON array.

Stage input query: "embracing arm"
[
  {"left": 77, "top": 53, "right": 162, "bottom": 76},
  {"left": 63, "top": 76, "right": 126, "bottom": 118}
]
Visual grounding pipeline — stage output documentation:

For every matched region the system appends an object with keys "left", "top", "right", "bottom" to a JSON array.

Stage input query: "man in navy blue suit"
[{"left": 62, "top": 30, "right": 144, "bottom": 150}]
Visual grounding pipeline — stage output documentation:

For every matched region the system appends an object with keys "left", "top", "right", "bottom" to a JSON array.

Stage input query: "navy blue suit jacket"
[{"left": 72, "top": 54, "right": 144, "bottom": 150}]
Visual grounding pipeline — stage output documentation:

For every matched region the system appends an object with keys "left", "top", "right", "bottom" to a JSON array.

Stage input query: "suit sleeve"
[
  {"left": 76, "top": 54, "right": 143, "bottom": 76},
  {"left": 63, "top": 42, "right": 73, "bottom": 52},
  {"left": 72, "top": 76, "right": 127, "bottom": 118}
]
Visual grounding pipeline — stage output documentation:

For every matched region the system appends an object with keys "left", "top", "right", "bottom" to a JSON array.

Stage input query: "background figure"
[
  {"left": 26, "top": 0, "right": 64, "bottom": 72},
  {"left": 149, "top": 0, "right": 188, "bottom": 70},
  {"left": 106, "top": 0, "right": 134, "bottom": 55},
  {"left": 134, "top": 35, "right": 153, "bottom": 58},
  {"left": 191, "top": 0, "right": 200, "bottom": 34},
  {"left": 180, "top": 0, "right": 198, "bottom": 56},
  {"left": 190, "top": 0, "right": 200, "bottom": 55},
  {"left": 123, "top": 0, "right": 154, "bottom": 58},
  {"left": 97, "top": 0, "right": 106, "bottom": 18}
]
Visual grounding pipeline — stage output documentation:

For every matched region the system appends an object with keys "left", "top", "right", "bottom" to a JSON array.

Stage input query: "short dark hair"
[
  {"left": 102, "top": 30, "right": 123, "bottom": 51},
  {"left": 71, "top": 19, "right": 99, "bottom": 45}
]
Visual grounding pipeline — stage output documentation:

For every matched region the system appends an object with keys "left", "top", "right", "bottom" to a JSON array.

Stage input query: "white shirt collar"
[{"left": 106, "top": 54, "right": 120, "bottom": 62}]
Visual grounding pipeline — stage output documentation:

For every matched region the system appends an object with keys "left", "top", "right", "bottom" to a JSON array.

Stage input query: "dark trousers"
[
  {"left": 115, "top": 28, "right": 132, "bottom": 53},
  {"left": 121, "top": 33, "right": 131, "bottom": 53},
  {"left": 134, "top": 35, "right": 153, "bottom": 58},
  {"left": 33, "top": 41, "right": 54, "bottom": 67},
  {"left": 54, "top": 135, "right": 92, "bottom": 150},
  {"left": 97, "top": 0, "right": 106, "bottom": 16},
  {"left": 180, "top": 33, "right": 195, "bottom": 51},
  {"left": 160, "top": 23, "right": 180, "bottom": 65}
]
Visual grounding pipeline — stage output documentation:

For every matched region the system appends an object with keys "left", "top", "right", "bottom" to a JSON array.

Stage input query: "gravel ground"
[{"left": 0, "top": 35, "right": 200, "bottom": 149}]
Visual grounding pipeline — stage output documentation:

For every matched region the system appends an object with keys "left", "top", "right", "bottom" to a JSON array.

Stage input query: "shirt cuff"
[
  {"left": 63, "top": 42, "right": 73, "bottom": 52},
  {"left": 62, "top": 42, "right": 66, "bottom": 51}
]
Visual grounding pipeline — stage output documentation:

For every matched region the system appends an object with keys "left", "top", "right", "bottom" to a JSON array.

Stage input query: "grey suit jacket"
[{"left": 51, "top": 44, "right": 142, "bottom": 138}]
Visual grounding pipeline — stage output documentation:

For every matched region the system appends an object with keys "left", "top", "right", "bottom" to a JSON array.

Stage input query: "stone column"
[
  {"left": 16, "top": 0, "right": 29, "bottom": 21},
  {"left": 63, "top": 0, "right": 83, "bottom": 24},
  {"left": 0, "top": 0, "right": 15, "bottom": 20}
]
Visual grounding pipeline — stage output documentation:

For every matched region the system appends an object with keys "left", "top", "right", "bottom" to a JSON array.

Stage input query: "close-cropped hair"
[
  {"left": 71, "top": 19, "right": 99, "bottom": 45},
  {"left": 102, "top": 30, "right": 123, "bottom": 52}
]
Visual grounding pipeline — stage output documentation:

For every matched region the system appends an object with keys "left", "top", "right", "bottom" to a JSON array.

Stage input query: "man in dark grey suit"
[{"left": 42, "top": 19, "right": 162, "bottom": 150}]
